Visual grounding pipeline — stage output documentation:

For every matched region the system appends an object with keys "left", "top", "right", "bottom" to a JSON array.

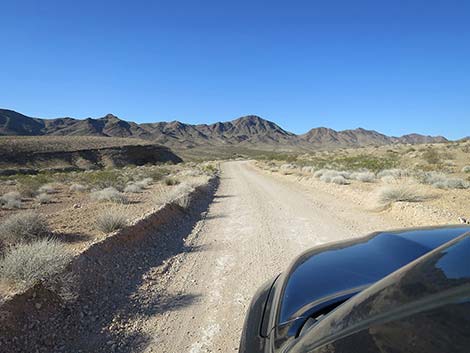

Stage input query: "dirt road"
[{"left": 138, "top": 161, "right": 399, "bottom": 353}]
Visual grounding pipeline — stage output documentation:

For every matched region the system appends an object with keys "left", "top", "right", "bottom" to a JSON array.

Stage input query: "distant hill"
[{"left": 0, "top": 108, "right": 449, "bottom": 150}]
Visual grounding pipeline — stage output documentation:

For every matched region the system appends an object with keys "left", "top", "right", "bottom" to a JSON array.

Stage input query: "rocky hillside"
[
  {"left": 0, "top": 108, "right": 448, "bottom": 150},
  {"left": 0, "top": 135, "right": 182, "bottom": 174}
]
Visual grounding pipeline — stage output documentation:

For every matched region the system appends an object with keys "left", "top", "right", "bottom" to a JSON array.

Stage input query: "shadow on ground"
[{"left": 0, "top": 179, "right": 219, "bottom": 353}]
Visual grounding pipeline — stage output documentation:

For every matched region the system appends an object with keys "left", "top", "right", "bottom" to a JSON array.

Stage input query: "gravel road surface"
[{"left": 139, "top": 161, "right": 397, "bottom": 353}]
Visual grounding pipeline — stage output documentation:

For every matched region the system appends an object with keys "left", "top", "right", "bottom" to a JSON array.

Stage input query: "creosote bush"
[
  {"left": 462, "top": 166, "right": 470, "bottom": 173},
  {"left": 378, "top": 186, "right": 424, "bottom": 204},
  {"left": 95, "top": 208, "right": 128, "bottom": 233},
  {"left": 0, "top": 191, "right": 22, "bottom": 209},
  {"left": 0, "top": 238, "right": 72, "bottom": 293},
  {"left": 0, "top": 211, "right": 50, "bottom": 245},
  {"left": 90, "top": 187, "right": 129, "bottom": 204}
]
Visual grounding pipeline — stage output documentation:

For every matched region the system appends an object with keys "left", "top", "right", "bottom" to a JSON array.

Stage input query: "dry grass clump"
[
  {"left": 124, "top": 183, "right": 143, "bottom": 193},
  {"left": 417, "top": 172, "right": 469, "bottom": 190},
  {"left": 164, "top": 177, "right": 180, "bottom": 186},
  {"left": 352, "top": 171, "right": 376, "bottom": 183},
  {"left": 0, "top": 238, "right": 72, "bottom": 293},
  {"left": 380, "top": 175, "right": 397, "bottom": 184},
  {"left": 154, "top": 182, "right": 195, "bottom": 207},
  {"left": 70, "top": 183, "right": 87, "bottom": 192},
  {"left": 136, "top": 177, "right": 153, "bottom": 188},
  {"left": 301, "top": 166, "right": 315, "bottom": 174},
  {"left": 90, "top": 187, "right": 129, "bottom": 204},
  {"left": 378, "top": 186, "right": 424, "bottom": 204},
  {"left": 36, "top": 193, "right": 53, "bottom": 204},
  {"left": 331, "top": 176, "right": 349, "bottom": 185},
  {"left": 0, "top": 211, "right": 50, "bottom": 245},
  {"left": 377, "top": 169, "right": 409, "bottom": 179},
  {"left": 0, "top": 191, "right": 22, "bottom": 209},
  {"left": 462, "top": 166, "right": 470, "bottom": 173},
  {"left": 95, "top": 208, "right": 129, "bottom": 233},
  {"left": 37, "top": 183, "right": 57, "bottom": 194},
  {"left": 185, "top": 175, "right": 211, "bottom": 189},
  {"left": 316, "top": 170, "right": 351, "bottom": 183},
  {"left": 280, "top": 164, "right": 296, "bottom": 175}
]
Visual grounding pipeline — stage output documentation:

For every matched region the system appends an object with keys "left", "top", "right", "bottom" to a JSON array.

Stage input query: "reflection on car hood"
[{"left": 279, "top": 226, "right": 470, "bottom": 324}]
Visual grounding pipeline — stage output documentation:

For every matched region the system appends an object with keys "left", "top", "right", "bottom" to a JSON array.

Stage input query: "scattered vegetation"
[
  {"left": 164, "top": 177, "right": 180, "bottom": 186},
  {"left": 0, "top": 211, "right": 50, "bottom": 245},
  {"left": 154, "top": 182, "right": 195, "bottom": 207},
  {"left": 422, "top": 148, "right": 441, "bottom": 165},
  {"left": 378, "top": 186, "right": 424, "bottom": 204},
  {"left": 0, "top": 191, "right": 22, "bottom": 209},
  {"left": 124, "top": 183, "right": 143, "bottom": 193},
  {"left": 36, "top": 193, "right": 53, "bottom": 204},
  {"left": 95, "top": 208, "right": 129, "bottom": 233},
  {"left": 416, "top": 172, "right": 469, "bottom": 189},
  {"left": 69, "top": 183, "right": 87, "bottom": 192},
  {"left": 37, "top": 183, "right": 57, "bottom": 194},
  {"left": 0, "top": 238, "right": 72, "bottom": 293},
  {"left": 90, "top": 187, "right": 129, "bottom": 204},
  {"left": 352, "top": 171, "right": 375, "bottom": 182}
]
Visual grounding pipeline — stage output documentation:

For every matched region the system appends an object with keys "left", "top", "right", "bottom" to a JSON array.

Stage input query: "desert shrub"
[
  {"left": 36, "top": 193, "right": 53, "bottom": 204},
  {"left": 199, "top": 163, "right": 218, "bottom": 174},
  {"left": 135, "top": 177, "right": 153, "bottom": 188},
  {"left": 462, "top": 166, "right": 470, "bottom": 173},
  {"left": 77, "top": 169, "right": 130, "bottom": 190},
  {"left": 333, "top": 154, "right": 398, "bottom": 172},
  {"left": 331, "top": 176, "right": 349, "bottom": 185},
  {"left": 318, "top": 170, "right": 351, "bottom": 183},
  {"left": 0, "top": 191, "right": 22, "bottom": 209},
  {"left": 154, "top": 183, "right": 195, "bottom": 207},
  {"left": 377, "top": 169, "right": 409, "bottom": 179},
  {"left": 90, "top": 187, "right": 129, "bottom": 204},
  {"left": 124, "top": 183, "right": 143, "bottom": 193},
  {"left": 381, "top": 175, "right": 396, "bottom": 184},
  {"left": 0, "top": 211, "right": 50, "bottom": 245},
  {"left": 301, "top": 166, "right": 315, "bottom": 174},
  {"left": 69, "top": 183, "right": 87, "bottom": 192},
  {"left": 164, "top": 177, "right": 180, "bottom": 186},
  {"left": 38, "top": 183, "right": 57, "bottom": 194},
  {"left": 422, "top": 148, "right": 441, "bottom": 164},
  {"left": 95, "top": 208, "right": 128, "bottom": 233},
  {"left": 313, "top": 169, "right": 329, "bottom": 178},
  {"left": 16, "top": 175, "right": 54, "bottom": 197},
  {"left": 378, "top": 186, "right": 424, "bottom": 204},
  {"left": 0, "top": 238, "right": 72, "bottom": 292},
  {"left": 353, "top": 171, "right": 376, "bottom": 183},
  {"left": 185, "top": 175, "right": 210, "bottom": 189},
  {"left": 417, "top": 172, "right": 469, "bottom": 189},
  {"left": 280, "top": 163, "right": 296, "bottom": 170},
  {"left": 141, "top": 168, "right": 169, "bottom": 181},
  {"left": 175, "top": 193, "right": 192, "bottom": 209}
]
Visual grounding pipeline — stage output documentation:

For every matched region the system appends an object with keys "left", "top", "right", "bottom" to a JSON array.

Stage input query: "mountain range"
[{"left": 0, "top": 108, "right": 448, "bottom": 151}]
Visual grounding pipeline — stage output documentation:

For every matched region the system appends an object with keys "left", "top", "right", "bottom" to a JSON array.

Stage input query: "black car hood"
[{"left": 278, "top": 226, "right": 470, "bottom": 326}]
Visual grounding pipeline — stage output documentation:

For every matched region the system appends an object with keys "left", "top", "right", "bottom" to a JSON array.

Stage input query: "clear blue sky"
[{"left": 1, "top": 0, "right": 469, "bottom": 139}]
